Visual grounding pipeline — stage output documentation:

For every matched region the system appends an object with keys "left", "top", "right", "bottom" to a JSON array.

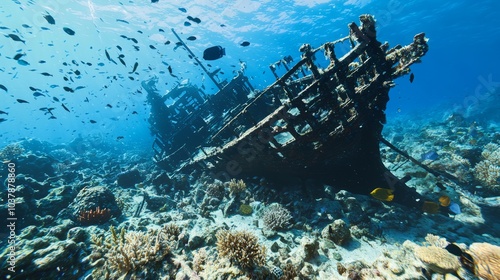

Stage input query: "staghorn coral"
[
  {"left": 77, "top": 206, "right": 111, "bottom": 225},
  {"left": 262, "top": 203, "right": 292, "bottom": 231},
  {"left": 414, "top": 245, "right": 460, "bottom": 274},
  {"left": 423, "top": 233, "right": 448, "bottom": 248},
  {"left": 468, "top": 242, "right": 500, "bottom": 280},
  {"left": 474, "top": 143, "right": 500, "bottom": 191},
  {"left": 89, "top": 225, "right": 173, "bottom": 279},
  {"left": 192, "top": 247, "right": 208, "bottom": 273},
  {"left": 215, "top": 229, "right": 266, "bottom": 269},
  {"left": 227, "top": 178, "right": 247, "bottom": 196}
]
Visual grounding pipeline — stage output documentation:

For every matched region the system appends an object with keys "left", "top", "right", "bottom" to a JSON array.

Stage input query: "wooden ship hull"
[{"left": 144, "top": 15, "right": 429, "bottom": 195}]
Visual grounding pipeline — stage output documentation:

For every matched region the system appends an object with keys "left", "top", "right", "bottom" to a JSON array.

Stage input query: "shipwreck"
[{"left": 143, "top": 15, "right": 429, "bottom": 201}]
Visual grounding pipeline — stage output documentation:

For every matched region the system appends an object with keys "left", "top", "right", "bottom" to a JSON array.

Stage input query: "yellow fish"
[
  {"left": 439, "top": 195, "right": 451, "bottom": 207},
  {"left": 370, "top": 188, "right": 394, "bottom": 202}
]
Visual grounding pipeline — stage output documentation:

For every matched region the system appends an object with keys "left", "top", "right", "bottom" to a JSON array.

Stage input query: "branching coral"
[
  {"left": 192, "top": 248, "right": 208, "bottom": 273},
  {"left": 474, "top": 143, "right": 500, "bottom": 191},
  {"left": 216, "top": 229, "right": 266, "bottom": 269},
  {"left": 262, "top": 203, "right": 292, "bottom": 231},
  {"left": 282, "top": 262, "right": 299, "bottom": 279},
  {"left": 89, "top": 225, "right": 173, "bottom": 279},
  {"left": 227, "top": 179, "right": 246, "bottom": 196},
  {"left": 205, "top": 181, "right": 226, "bottom": 200},
  {"left": 423, "top": 234, "right": 448, "bottom": 248}
]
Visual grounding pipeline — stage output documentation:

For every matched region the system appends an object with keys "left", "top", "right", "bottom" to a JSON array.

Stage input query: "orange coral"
[
  {"left": 77, "top": 206, "right": 111, "bottom": 225},
  {"left": 414, "top": 245, "right": 460, "bottom": 274}
]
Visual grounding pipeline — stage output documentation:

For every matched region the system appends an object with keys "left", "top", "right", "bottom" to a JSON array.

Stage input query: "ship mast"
[{"left": 171, "top": 28, "right": 223, "bottom": 90}]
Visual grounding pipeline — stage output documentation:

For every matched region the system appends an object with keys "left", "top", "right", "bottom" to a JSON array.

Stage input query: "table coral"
[{"left": 414, "top": 245, "right": 460, "bottom": 274}]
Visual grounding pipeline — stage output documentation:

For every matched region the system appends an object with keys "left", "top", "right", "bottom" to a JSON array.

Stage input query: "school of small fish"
[{"left": 0, "top": 2, "right": 253, "bottom": 132}]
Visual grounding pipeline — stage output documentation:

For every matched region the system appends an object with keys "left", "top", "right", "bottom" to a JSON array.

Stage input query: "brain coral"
[
  {"left": 414, "top": 245, "right": 460, "bottom": 274},
  {"left": 262, "top": 203, "right": 292, "bottom": 231}
]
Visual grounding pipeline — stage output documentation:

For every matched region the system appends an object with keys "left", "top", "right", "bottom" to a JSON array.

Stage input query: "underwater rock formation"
[
  {"left": 16, "top": 154, "right": 55, "bottom": 181},
  {"left": 63, "top": 186, "right": 121, "bottom": 223},
  {"left": 116, "top": 169, "right": 142, "bottom": 187},
  {"left": 321, "top": 219, "right": 352, "bottom": 246}
]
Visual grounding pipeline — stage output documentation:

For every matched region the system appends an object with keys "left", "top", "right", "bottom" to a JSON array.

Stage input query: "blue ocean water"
[{"left": 1, "top": 0, "right": 499, "bottom": 147}]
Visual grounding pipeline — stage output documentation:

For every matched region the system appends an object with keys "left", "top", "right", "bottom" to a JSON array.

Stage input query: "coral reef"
[
  {"left": 16, "top": 154, "right": 55, "bottom": 181},
  {"left": 321, "top": 219, "right": 352, "bottom": 246},
  {"left": 474, "top": 143, "right": 500, "bottom": 191},
  {"left": 2, "top": 122, "right": 500, "bottom": 280},
  {"left": 261, "top": 203, "right": 292, "bottom": 231},
  {"left": 0, "top": 142, "right": 24, "bottom": 160},
  {"left": 413, "top": 245, "right": 461, "bottom": 274},
  {"left": 77, "top": 206, "right": 112, "bottom": 225},
  {"left": 227, "top": 178, "right": 247, "bottom": 196},
  {"left": 192, "top": 247, "right": 208, "bottom": 273},
  {"left": 215, "top": 229, "right": 266, "bottom": 269},
  {"left": 88, "top": 225, "right": 174, "bottom": 279},
  {"left": 423, "top": 233, "right": 448, "bottom": 248},
  {"left": 205, "top": 181, "right": 226, "bottom": 200},
  {"left": 281, "top": 262, "right": 299, "bottom": 279},
  {"left": 63, "top": 185, "right": 121, "bottom": 222},
  {"left": 469, "top": 242, "right": 500, "bottom": 280}
]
